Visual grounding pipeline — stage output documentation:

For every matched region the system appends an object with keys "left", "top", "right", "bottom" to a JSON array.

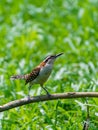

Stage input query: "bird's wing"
[{"left": 25, "top": 67, "right": 40, "bottom": 85}]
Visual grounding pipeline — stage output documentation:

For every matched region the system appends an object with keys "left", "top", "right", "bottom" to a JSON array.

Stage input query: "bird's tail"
[{"left": 10, "top": 74, "right": 28, "bottom": 80}]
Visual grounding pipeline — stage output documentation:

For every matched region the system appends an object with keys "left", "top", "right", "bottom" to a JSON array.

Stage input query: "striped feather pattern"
[
  {"left": 25, "top": 67, "right": 40, "bottom": 85},
  {"left": 10, "top": 75, "right": 28, "bottom": 80}
]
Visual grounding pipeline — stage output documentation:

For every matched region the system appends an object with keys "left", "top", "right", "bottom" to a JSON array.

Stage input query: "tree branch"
[{"left": 0, "top": 92, "right": 98, "bottom": 112}]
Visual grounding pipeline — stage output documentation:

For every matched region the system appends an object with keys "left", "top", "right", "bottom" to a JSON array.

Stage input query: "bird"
[{"left": 10, "top": 53, "right": 63, "bottom": 97}]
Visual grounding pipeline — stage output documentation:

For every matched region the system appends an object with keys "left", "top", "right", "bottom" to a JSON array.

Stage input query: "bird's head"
[{"left": 44, "top": 53, "right": 63, "bottom": 65}]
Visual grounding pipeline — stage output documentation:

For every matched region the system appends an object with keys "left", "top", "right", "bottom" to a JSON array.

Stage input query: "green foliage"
[{"left": 0, "top": 0, "right": 98, "bottom": 129}]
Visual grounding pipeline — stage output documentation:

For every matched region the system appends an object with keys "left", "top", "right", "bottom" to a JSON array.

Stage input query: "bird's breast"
[{"left": 33, "top": 64, "right": 53, "bottom": 85}]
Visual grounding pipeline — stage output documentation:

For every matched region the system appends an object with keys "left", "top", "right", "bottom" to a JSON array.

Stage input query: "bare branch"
[{"left": 0, "top": 92, "right": 98, "bottom": 112}]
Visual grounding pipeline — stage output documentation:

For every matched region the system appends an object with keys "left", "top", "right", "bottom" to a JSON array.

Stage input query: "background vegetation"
[{"left": 0, "top": 0, "right": 98, "bottom": 129}]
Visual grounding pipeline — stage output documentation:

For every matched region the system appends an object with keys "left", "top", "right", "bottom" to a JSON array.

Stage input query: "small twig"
[
  {"left": 54, "top": 100, "right": 60, "bottom": 128},
  {"left": 0, "top": 92, "right": 98, "bottom": 112},
  {"left": 83, "top": 99, "right": 90, "bottom": 130}
]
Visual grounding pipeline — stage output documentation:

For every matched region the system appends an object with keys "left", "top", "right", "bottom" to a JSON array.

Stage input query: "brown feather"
[
  {"left": 25, "top": 67, "right": 40, "bottom": 85},
  {"left": 39, "top": 61, "right": 46, "bottom": 67}
]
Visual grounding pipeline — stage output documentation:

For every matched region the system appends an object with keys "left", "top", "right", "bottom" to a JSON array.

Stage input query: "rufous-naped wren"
[{"left": 10, "top": 53, "right": 63, "bottom": 96}]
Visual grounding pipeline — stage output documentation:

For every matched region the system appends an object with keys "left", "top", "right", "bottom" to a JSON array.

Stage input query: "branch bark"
[{"left": 0, "top": 92, "right": 98, "bottom": 112}]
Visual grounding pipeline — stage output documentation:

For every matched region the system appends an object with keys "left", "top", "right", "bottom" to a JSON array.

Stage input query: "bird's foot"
[
  {"left": 47, "top": 92, "right": 51, "bottom": 97},
  {"left": 27, "top": 95, "right": 31, "bottom": 100}
]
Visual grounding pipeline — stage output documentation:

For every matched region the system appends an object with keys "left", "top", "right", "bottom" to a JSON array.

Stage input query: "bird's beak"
[{"left": 55, "top": 53, "right": 63, "bottom": 58}]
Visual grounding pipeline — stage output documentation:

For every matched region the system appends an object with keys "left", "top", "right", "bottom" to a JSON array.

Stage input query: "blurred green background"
[{"left": 0, "top": 0, "right": 98, "bottom": 129}]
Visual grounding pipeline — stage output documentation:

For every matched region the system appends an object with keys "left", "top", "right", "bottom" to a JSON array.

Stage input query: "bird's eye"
[
  {"left": 45, "top": 58, "right": 49, "bottom": 62},
  {"left": 44, "top": 57, "right": 50, "bottom": 62},
  {"left": 45, "top": 59, "right": 48, "bottom": 62}
]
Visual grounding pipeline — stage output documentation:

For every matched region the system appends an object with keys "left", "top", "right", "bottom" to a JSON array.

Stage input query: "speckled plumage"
[{"left": 25, "top": 67, "right": 40, "bottom": 85}]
